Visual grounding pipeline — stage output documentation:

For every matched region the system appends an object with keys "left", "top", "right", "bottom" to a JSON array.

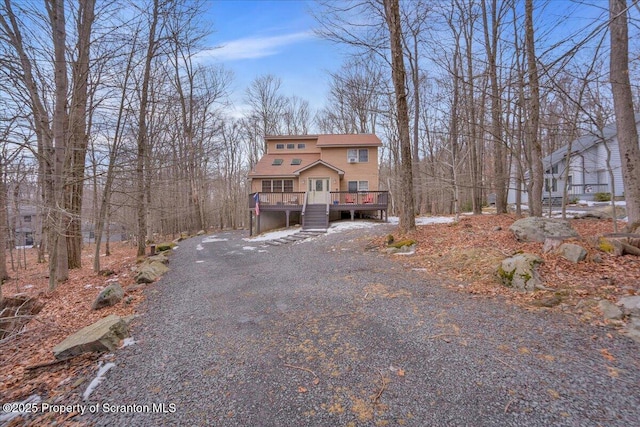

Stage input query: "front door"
[{"left": 308, "top": 177, "right": 330, "bottom": 204}]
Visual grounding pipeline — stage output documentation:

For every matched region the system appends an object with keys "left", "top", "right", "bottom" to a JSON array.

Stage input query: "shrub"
[{"left": 593, "top": 192, "right": 611, "bottom": 202}]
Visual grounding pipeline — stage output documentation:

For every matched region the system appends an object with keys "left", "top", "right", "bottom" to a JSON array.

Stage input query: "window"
[
  {"left": 545, "top": 164, "right": 558, "bottom": 174},
  {"left": 23, "top": 215, "right": 32, "bottom": 223},
  {"left": 272, "top": 158, "right": 283, "bottom": 165},
  {"left": 348, "top": 181, "right": 369, "bottom": 192},
  {"left": 276, "top": 144, "right": 284, "bottom": 149},
  {"left": 262, "top": 179, "right": 294, "bottom": 192},
  {"left": 287, "top": 143, "right": 295, "bottom": 149},
  {"left": 545, "top": 178, "right": 557, "bottom": 192},
  {"left": 291, "top": 158, "right": 302, "bottom": 165},
  {"left": 298, "top": 143, "right": 306, "bottom": 149},
  {"left": 347, "top": 148, "right": 368, "bottom": 162}
]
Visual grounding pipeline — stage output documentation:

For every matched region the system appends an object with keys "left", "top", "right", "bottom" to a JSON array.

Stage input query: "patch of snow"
[
  {"left": 258, "top": 250, "right": 268, "bottom": 253},
  {"left": 202, "top": 236, "right": 229, "bottom": 243},
  {"left": 243, "top": 246, "right": 257, "bottom": 251},
  {"left": 121, "top": 337, "right": 136, "bottom": 348},
  {"left": 196, "top": 244, "right": 204, "bottom": 251},
  {"left": 388, "top": 216, "right": 456, "bottom": 226},
  {"left": 0, "top": 395, "right": 41, "bottom": 424},
  {"left": 196, "top": 260, "right": 205, "bottom": 263},
  {"left": 84, "top": 284, "right": 93, "bottom": 289},
  {"left": 244, "top": 227, "right": 301, "bottom": 242},
  {"left": 24, "top": 284, "right": 34, "bottom": 289},
  {"left": 393, "top": 250, "right": 416, "bottom": 256},
  {"left": 326, "top": 220, "right": 377, "bottom": 234},
  {"left": 83, "top": 361, "right": 115, "bottom": 401},
  {"left": 173, "top": 246, "right": 179, "bottom": 250}
]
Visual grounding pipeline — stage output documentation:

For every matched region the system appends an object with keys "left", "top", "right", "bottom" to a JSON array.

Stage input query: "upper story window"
[
  {"left": 347, "top": 148, "right": 368, "bottom": 163},
  {"left": 287, "top": 143, "right": 295, "bottom": 149},
  {"left": 291, "top": 159, "right": 302, "bottom": 165},
  {"left": 23, "top": 215, "right": 32, "bottom": 223},
  {"left": 272, "top": 158, "right": 283, "bottom": 165},
  {"left": 276, "top": 144, "right": 284, "bottom": 150},
  {"left": 298, "top": 143, "right": 306, "bottom": 149},
  {"left": 545, "top": 164, "right": 558, "bottom": 174}
]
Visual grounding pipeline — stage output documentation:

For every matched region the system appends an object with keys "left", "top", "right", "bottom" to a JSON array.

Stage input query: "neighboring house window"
[
  {"left": 545, "top": 178, "right": 557, "bottom": 192},
  {"left": 298, "top": 143, "right": 306, "bottom": 149},
  {"left": 262, "top": 179, "right": 294, "bottom": 192},
  {"left": 545, "top": 164, "right": 558, "bottom": 174},
  {"left": 276, "top": 144, "right": 284, "bottom": 149},
  {"left": 287, "top": 143, "right": 295, "bottom": 149},
  {"left": 272, "top": 158, "right": 283, "bottom": 165},
  {"left": 347, "top": 148, "right": 368, "bottom": 162},
  {"left": 348, "top": 181, "right": 369, "bottom": 192},
  {"left": 23, "top": 215, "right": 31, "bottom": 223},
  {"left": 291, "top": 158, "right": 302, "bottom": 165}
]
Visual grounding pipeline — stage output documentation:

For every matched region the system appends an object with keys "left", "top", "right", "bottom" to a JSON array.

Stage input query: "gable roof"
[
  {"left": 248, "top": 153, "right": 321, "bottom": 178},
  {"left": 544, "top": 114, "right": 640, "bottom": 168},
  {"left": 264, "top": 133, "right": 382, "bottom": 147},
  {"left": 294, "top": 160, "right": 345, "bottom": 176}
]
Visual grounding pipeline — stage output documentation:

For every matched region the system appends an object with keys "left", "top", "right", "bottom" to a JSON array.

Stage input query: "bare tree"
[
  {"left": 245, "top": 74, "right": 286, "bottom": 144},
  {"left": 609, "top": 0, "right": 640, "bottom": 226},
  {"left": 384, "top": 0, "right": 415, "bottom": 231}
]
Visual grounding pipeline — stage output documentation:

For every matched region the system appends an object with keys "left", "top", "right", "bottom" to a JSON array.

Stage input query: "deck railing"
[
  {"left": 567, "top": 184, "right": 609, "bottom": 196},
  {"left": 329, "top": 191, "right": 389, "bottom": 206},
  {"left": 250, "top": 191, "right": 389, "bottom": 210},
  {"left": 249, "top": 192, "right": 305, "bottom": 207}
]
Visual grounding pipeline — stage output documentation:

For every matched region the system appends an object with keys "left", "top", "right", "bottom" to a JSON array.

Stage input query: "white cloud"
[{"left": 199, "top": 31, "right": 315, "bottom": 61}]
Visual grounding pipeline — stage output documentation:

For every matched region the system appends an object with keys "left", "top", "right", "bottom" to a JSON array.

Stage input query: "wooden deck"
[{"left": 249, "top": 191, "right": 389, "bottom": 235}]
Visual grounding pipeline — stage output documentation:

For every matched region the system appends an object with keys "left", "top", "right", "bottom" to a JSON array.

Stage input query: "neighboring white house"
[{"left": 508, "top": 116, "right": 640, "bottom": 205}]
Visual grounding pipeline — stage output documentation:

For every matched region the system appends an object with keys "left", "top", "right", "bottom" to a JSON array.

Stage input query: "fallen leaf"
[
  {"left": 600, "top": 348, "right": 615, "bottom": 362},
  {"left": 313, "top": 378, "right": 320, "bottom": 385},
  {"left": 397, "top": 369, "right": 405, "bottom": 377},
  {"left": 298, "top": 386, "right": 308, "bottom": 393},
  {"left": 607, "top": 366, "right": 620, "bottom": 378},
  {"left": 547, "top": 389, "right": 560, "bottom": 399}
]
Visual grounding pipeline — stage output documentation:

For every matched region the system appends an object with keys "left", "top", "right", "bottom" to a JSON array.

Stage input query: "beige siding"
[{"left": 320, "top": 147, "right": 379, "bottom": 191}]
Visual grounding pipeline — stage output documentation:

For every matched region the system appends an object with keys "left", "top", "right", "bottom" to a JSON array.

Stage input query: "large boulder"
[
  {"left": 53, "top": 314, "right": 129, "bottom": 359},
  {"left": 135, "top": 260, "right": 169, "bottom": 284},
  {"left": 92, "top": 282, "right": 124, "bottom": 310},
  {"left": 509, "top": 217, "right": 578, "bottom": 243},
  {"left": 598, "top": 300, "right": 624, "bottom": 320},
  {"left": 497, "top": 253, "right": 544, "bottom": 292}
]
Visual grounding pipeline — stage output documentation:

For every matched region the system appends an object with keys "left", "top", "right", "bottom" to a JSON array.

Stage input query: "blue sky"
[{"left": 200, "top": 0, "right": 344, "bottom": 115}]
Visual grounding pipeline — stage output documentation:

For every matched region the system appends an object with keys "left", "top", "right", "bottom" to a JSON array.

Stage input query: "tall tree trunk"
[
  {"left": 384, "top": 0, "right": 415, "bottom": 232},
  {"left": 525, "top": 0, "right": 543, "bottom": 217},
  {"left": 0, "top": 161, "right": 8, "bottom": 290},
  {"left": 66, "top": 0, "right": 96, "bottom": 268},
  {"left": 136, "top": 0, "right": 160, "bottom": 257},
  {"left": 482, "top": 0, "right": 507, "bottom": 214},
  {"left": 609, "top": 0, "right": 640, "bottom": 226},
  {"left": 47, "top": 0, "right": 69, "bottom": 287}
]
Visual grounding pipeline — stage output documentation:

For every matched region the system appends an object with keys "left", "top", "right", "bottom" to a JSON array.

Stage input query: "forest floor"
[{"left": 1, "top": 213, "right": 638, "bottom": 425}]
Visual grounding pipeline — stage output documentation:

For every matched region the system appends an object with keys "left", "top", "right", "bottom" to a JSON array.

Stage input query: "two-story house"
[{"left": 248, "top": 134, "right": 389, "bottom": 235}]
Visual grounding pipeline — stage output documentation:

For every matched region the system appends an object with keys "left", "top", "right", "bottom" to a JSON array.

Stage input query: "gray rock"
[
  {"left": 497, "top": 253, "right": 544, "bottom": 292},
  {"left": 148, "top": 253, "right": 169, "bottom": 265},
  {"left": 618, "top": 296, "right": 640, "bottom": 317},
  {"left": 625, "top": 317, "right": 640, "bottom": 343},
  {"left": 598, "top": 300, "right": 624, "bottom": 320},
  {"left": 558, "top": 243, "right": 588, "bottom": 263},
  {"left": 135, "top": 260, "right": 169, "bottom": 284},
  {"left": 53, "top": 314, "right": 129, "bottom": 359},
  {"left": 542, "top": 237, "right": 565, "bottom": 253},
  {"left": 92, "top": 282, "right": 124, "bottom": 310},
  {"left": 509, "top": 217, "right": 578, "bottom": 243}
]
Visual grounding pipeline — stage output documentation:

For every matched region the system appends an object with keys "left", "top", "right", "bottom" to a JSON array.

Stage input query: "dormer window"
[
  {"left": 287, "top": 143, "right": 295, "bottom": 149},
  {"left": 276, "top": 144, "right": 284, "bottom": 149},
  {"left": 298, "top": 143, "right": 306, "bottom": 149},
  {"left": 272, "top": 158, "right": 283, "bottom": 165}
]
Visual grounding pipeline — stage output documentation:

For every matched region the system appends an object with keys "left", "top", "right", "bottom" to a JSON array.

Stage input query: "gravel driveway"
[{"left": 80, "top": 223, "right": 640, "bottom": 426}]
